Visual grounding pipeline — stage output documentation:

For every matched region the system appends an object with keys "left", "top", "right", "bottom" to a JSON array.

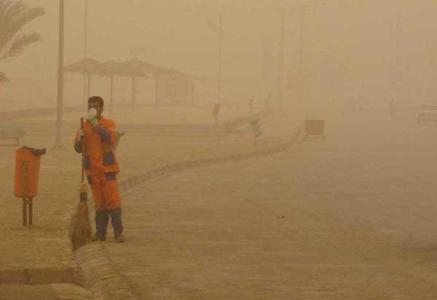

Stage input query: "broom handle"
[{"left": 81, "top": 118, "right": 85, "bottom": 184}]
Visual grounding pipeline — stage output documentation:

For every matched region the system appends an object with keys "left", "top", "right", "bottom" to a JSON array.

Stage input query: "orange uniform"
[{"left": 74, "top": 117, "right": 121, "bottom": 210}]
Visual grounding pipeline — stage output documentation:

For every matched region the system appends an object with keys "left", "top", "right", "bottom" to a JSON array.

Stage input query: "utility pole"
[
  {"left": 54, "top": 0, "right": 64, "bottom": 149},
  {"left": 297, "top": 5, "right": 308, "bottom": 106},
  {"left": 262, "top": 38, "right": 270, "bottom": 100},
  {"left": 84, "top": 0, "right": 90, "bottom": 103},
  {"left": 217, "top": 13, "right": 223, "bottom": 104},
  {"left": 131, "top": 76, "right": 137, "bottom": 110},
  {"left": 109, "top": 75, "right": 114, "bottom": 113},
  {"left": 84, "top": 0, "right": 88, "bottom": 58},
  {"left": 391, "top": 7, "right": 401, "bottom": 106},
  {"left": 129, "top": 48, "right": 142, "bottom": 110},
  {"left": 277, "top": 8, "right": 286, "bottom": 107},
  {"left": 207, "top": 14, "right": 224, "bottom": 104}
]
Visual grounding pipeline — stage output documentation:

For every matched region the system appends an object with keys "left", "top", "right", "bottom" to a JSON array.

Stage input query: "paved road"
[
  {"left": 105, "top": 110, "right": 437, "bottom": 299},
  {"left": 0, "top": 284, "right": 93, "bottom": 300}
]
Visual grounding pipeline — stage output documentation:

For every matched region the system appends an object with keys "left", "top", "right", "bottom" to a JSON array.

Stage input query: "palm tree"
[{"left": 0, "top": 0, "right": 44, "bottom": 61}]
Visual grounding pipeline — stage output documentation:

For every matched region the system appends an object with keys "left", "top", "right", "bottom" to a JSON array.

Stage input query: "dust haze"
[
  {"left": 2, "top": 1, "right": 436, "bottom": 112},
  {"left": 2, "top": 0, "right": 437, "bottom": 299}
]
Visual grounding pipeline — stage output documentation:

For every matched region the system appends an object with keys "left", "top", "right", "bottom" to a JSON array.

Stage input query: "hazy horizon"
[{"left": 1, "top": 0, "right": 437, "bottom": 114}]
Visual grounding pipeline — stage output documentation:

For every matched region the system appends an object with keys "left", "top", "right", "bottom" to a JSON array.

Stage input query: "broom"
[{"left": 71, "top": 118, "right": 92, "bottom": 250}]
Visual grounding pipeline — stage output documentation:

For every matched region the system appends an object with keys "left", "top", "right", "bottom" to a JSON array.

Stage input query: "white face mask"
[{"left": 87, "top": 108, "right": 97, "bottom": 119}]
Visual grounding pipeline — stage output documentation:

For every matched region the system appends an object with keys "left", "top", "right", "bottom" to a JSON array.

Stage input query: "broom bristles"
[
  {"left": 72, "top": 118, "right": 92, "bottom": 250},
  {"left": 71, "top": 201, "right": 92, "bottom": 250},
  {"left": 80, "top": 183, "right": 88, "bottom": 193}
]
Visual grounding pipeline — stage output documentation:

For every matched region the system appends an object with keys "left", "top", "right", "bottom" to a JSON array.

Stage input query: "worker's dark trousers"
[
  {"left": 95, "top": 209, "right": 109, "bottom": 239},
  {"left": 109, "top": 208, "right": 123, "bottom": 237}
]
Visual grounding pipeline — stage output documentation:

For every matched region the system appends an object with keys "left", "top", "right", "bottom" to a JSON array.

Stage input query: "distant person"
[
  {"left": 74, "top": 96, "right": 125, "bottom": 243},
  {"left": 212, "top": 103, "right": 222, "bottom": 125},
  {"left": 264, "top": 92, "right": 272, "bottom": 108},
  {"left": 389, "top": 98, "right": 397, "bottom": 120},
  {"left": 249, "top": 97, "right": 255, "bottom": 112},
  {"left": 250, "top": 118, "right": 262, "bottom": 146}
]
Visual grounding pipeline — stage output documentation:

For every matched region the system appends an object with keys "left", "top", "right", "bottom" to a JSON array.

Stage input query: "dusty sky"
[{"left": 1, "top": 0, "right": 437, "bottom": 111}]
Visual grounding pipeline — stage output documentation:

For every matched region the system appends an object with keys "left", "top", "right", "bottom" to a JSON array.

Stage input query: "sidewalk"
[
  {"left": 0, "top": 284, "right": 93, "bottom": 300},
  {"left": 82, "top": 109, "right": 437, "bottom": 299},
  {"left": 0, "top": 105, "right": 299, "bottom": 299}
]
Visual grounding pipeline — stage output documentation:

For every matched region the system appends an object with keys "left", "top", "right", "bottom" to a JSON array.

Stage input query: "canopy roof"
[
  {"left": 65, "top": 58, "right": 198, "bottom": 80},
  {"left": 64, "top": 58, "right": 148, "bottom": 78},
  {"left": 100, "top": 60, "right": 148, "bottom": 78},
  {"left": 64, "top": 58, "right": 104, "bottom": 75}
]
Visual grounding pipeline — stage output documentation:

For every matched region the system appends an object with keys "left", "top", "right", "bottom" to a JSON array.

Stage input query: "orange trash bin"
[{"left": 14, "top": 147, "right": 46, "bottom": 198}]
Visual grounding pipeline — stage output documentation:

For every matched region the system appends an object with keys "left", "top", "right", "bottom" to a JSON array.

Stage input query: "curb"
[
  {"left": 0, "top": 266, "right": 82, "bottom": 285},
  {"left": 75, "top": 243, "right": 138, "bottom": 300},
  {"left": 118, "top": 128, "right": 302, "bottom": 194}
]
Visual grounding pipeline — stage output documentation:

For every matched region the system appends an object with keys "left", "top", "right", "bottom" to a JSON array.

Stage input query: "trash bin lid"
[{"left": 19, "top": 146, "right": 46, "bottom": 156}]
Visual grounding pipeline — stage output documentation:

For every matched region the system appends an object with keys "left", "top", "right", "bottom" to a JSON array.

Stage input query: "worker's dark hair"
[{"left": 88, "top": 96, "right": 104, "bottom": 107}]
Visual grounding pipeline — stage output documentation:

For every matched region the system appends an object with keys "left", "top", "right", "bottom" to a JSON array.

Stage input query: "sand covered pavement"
[
  {"left": 100, "top": 109, "right": 437, "bottom": 299},
  {"left": 0, "top": 104, "right": 296, "bottom": 299}
]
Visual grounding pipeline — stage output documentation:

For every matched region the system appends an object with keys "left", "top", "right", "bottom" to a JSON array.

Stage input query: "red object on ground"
[{"left": 305, "top": 120, "right": 325, "bottom": 138}]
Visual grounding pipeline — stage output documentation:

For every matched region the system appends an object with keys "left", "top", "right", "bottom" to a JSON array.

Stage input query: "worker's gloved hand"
[
  {"left": 94, "top": 125, "right": 111, "bottom": 142},
  {"left": 77, "top": 129, "right": 85, "bottom": 137},
  {"left": 86, "top": 108, "right": 98, "bottom": 127}
]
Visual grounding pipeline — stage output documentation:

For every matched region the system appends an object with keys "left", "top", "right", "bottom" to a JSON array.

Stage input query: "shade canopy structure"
[
  {"left": 65, "top": 57, "right": 200, "bottom": 109},
  {"left": 64, "top": 58, "right": 104, "bottom": 75},
  {"left": 64, "top": 58, "right": 104, "bottom": 105},
  {"left": 99, "top": 61, "right": 149, "bottom": 110},
  {"left": 114, "top": 59, "right": 200, "bottom": 105},
  {"left": 100, "top": 60, "right": 149, "bottom": 79},
  {"left": 116, "top": 59, "right": 199, "bottom": 80},
  {"left": 65, "top": 58, "right": 149, "bottom": 111},
  {"left": 116, "top": 59, "right": 162, "bottom": 77},
  {"left": 65, "top": 58, "right": 149, "bottom": 78}
]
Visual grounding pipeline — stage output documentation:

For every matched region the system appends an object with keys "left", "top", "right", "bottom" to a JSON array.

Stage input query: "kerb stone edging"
[{"left": 118, "top": 127, "right": 302, "bottom": 194}]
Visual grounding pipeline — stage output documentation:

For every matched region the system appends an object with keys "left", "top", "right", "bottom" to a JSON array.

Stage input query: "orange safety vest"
[{"left": 74, "top": 117, "right": 120, "bottom": 176}]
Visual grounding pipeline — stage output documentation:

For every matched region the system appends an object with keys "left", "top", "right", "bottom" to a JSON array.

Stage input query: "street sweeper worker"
[
  {"left": 74, "top": 96, "right": 125, "bottom": 242},
  {"left": 212, "top": 103, "right": 222, "bottom": 125}
]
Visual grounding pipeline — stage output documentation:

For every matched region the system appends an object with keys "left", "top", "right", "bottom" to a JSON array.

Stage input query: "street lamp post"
[
  {"left": 277, "top": 8, "right": 286, "bottom": 108},
  {"left": 54, "top": 0, "right": 64, "bottom": 149},
  {"left": 391, "top": 8, "right": 402, "bottom": 107},
  {"left": 84, "top": 0, "right": 90, "bottom": 103},
  {"left": 217, "top": 13, "right": 223, "bottom": 104},
  {"left": 84, "top": 0, "right": 88, "bottom": 58},
  {"left": 208, "top": 14, "right": 224, "bottom": 104},
  {"left": 297, "top": 4, "right": 310, "bottom": 106}
]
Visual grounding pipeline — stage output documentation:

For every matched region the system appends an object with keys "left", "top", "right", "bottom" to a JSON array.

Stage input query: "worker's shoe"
[
  {"left": 94, "top": 209, "right": 109, "bottom": 242},
  {"left": 114, "top": 234, "right": 125, "bottom": 243},
  {"left": 91, "top": 232, "right": 106, "bottom": 242},
  {"left": 109, "top": 208, "right": 124, "bottom": 242}
]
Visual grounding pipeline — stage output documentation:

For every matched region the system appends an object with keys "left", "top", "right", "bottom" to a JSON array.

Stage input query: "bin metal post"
[
  {"left": 20, "top": 159, "right": 34, "bottom": 226},
  {"left": 28, "top": 198, "right": 33, "bottom": 226},
  {"left": 22, "top": 161, "right": 29, "bottom": 226},
  {"left": 22, "top": 198, "right": 27, "bottom": 226}
]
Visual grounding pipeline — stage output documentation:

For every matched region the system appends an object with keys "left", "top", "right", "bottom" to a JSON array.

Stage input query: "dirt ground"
[{"left": 102, "top": 107, "right": 437, "bottom": 300}]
